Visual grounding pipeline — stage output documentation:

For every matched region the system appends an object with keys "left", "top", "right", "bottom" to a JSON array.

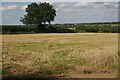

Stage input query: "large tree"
[{"left": 20, "top": 2, "right": 56, "bottom": 32}]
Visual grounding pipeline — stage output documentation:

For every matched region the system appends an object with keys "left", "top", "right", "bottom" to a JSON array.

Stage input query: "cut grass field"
[{"left": 2, "top": 33, "right": 119, "bottom": 78}]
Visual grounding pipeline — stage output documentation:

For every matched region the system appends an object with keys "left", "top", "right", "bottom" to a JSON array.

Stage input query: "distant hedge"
[
  {"left": 75, "top": 24, "right": 119, "bottom": 33},
  {"left": 1, "top": 23, "right": 120, "bottom": 34},
  {"left": 1, "top": 25, "right": 75, "bottom": 34},
  {"left": 1, "top": 25, "right": 37, "bottom": 34}
]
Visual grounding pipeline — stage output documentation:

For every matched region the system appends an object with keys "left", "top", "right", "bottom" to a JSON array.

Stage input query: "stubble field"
[{"left": 2, "top": 33, "right": 119, "bottom": 78}]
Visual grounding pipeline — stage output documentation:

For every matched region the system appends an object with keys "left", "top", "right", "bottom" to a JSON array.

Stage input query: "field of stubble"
[{"left": 2, "top": 33, "right": 119, "bottom": 78}]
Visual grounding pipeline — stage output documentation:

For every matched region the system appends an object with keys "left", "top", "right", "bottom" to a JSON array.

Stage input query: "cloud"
[
  {"left": 7, "top": 5, "right": 17, "bottom": 10},
  {"left": 103, "top": 2, "right": 115, "bottom": 8},
  {"left": 21, "top": 5, "right": 27, "bottom": 10},
  {"left": 4, "top": 14, "right": 14, "bottom": 18},
  {"left": 54, "top": 3, "right": 66, "bottom": 12},
  {"left": 74, "top": 2, "right": 89, "bottom": 8},
  {"left": 1, "top": 5, "right": 18, "bottom": 11},
  {"left": 90, "top": 0, "right": 119, "bottom": 2},
  {"left": 94, "top": 2, "right": 116, "bottom": 8},
  {"left": 55, "top": 8, "right": 59, "bottom": 11},
  {"left": 63, "top": 8, "right": 73, "bottom": 12},
  {"left": 40, "top": 0, "right": 52, "bottom": 4},
  {"left": 55, "top": 7, "right": 73, "bottom": 13},
  {"left": 115, "top": 4, "right": 119, "bottom": 8},
  {"left": 0, "top": 7, "right": 4, "bottom": 11},
  {"left": 59, "top": 4, "right": 66, "bottom": 8}
]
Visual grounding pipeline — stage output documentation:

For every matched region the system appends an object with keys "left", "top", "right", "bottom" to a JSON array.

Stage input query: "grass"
[{"left": 2, "top": 33, "right": 118, "bottom": 78}]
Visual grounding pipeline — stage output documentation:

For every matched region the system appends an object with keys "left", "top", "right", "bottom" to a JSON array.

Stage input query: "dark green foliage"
[
  {"left": 2, "top": 25, "right": 75, "bottom": 34},
  {"left": 45, "top": 26, "right": 57, "bottom": 33},
  {"left": 20, "top": 2, "right": 56, "bottom": 32},
  {"left": 53, "top": 23, "right": 119, "bottom": 33},
  {"left": 36, "top": 24, "right": 46, "bottom": 33},
  {"left": 1, "top": 23, "right": 119, "bottom": 34},
  {"left": 75, "top": 23, "right": 119, "bottom": 33},
  {"left": 2, "top": 25, "right": 36, "bottom": 34},
  {"left": 55, "top": 27, "right": 75, "bottom": 33}
]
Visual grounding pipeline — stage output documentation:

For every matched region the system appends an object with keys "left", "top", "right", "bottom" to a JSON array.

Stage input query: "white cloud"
[
  {"left": 94, "top": 2, "right": 116, "bottom": 8},
  {"left": 74, "top": 2, "right": 84, "bottom": 7},
  {"left": 55, "top": 7, "right": 73, "bottom": 13},
  {"left": 21, "top": 5, "right": 27, "bottom": 10},
  {"left": 74, "top": 2, "right": 89, "bottom": 8},
  {"left": 89, "top": 0, "right": 119, "bottom": 2},
  {"left": 7, "top": 5, "right": 17, "bottom": 10},
  {"left": 55, "top": 3, "right": 66, "bottom": 11},
  {"left": 0, "top": 7, "right": 4, "bottom": 11},
  {"left": 41, "top": 0, "right": 52, "bottom": 4},
  {"left": 64, "top": 8, "right": 73, "bottom": 12},
  {"left": 1, "top": 5, "right": 18, "bottom": 11},
  {"left": 103, "top": 2, "right": 114, "bottom": 8},
  {"left": 115, "top": 4, "right": 118, "bottom": 8},
  {"left": 59, "top": 4, "right": 66, "bottom": 8},
  {"left": 55, "top": 8, "right": 59, "bottom": 11}
]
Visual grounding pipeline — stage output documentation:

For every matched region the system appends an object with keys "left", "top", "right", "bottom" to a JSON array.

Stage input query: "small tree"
[{"left": 20, "top": 2, "right": 56, "bottom": 32}]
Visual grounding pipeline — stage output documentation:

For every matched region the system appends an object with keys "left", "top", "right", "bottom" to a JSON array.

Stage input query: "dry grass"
[{"left": 2, "top": 33, "right": 118, "bottom": 78}]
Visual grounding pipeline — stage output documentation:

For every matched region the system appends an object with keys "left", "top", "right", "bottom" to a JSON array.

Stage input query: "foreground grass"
[{"left": 2, "top": 33, "right": 118, "bottom": 78}]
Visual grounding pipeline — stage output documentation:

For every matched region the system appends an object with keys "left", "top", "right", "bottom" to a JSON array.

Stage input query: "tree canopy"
[{"left": 20, "top": 2, "right": 56, "bottom": 32}]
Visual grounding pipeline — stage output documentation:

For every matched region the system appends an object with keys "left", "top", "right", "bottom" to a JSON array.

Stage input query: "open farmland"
[{"left": 2, "top": 33, "right": 119, "bottom": 78}]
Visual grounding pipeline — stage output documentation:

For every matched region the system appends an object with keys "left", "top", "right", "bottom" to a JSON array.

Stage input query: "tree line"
[{"left": 1, "top": 23, "right": 120, "bottom": 34}]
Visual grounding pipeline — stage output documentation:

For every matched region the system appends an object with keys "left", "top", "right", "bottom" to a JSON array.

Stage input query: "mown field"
[{"left": 2, "top": 33, "right": 119, "bottom": 78}]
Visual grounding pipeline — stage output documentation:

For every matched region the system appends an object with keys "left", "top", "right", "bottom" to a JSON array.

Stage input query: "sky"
[{"left": 0, "top": 1, "right": 119, "bottom": 25}]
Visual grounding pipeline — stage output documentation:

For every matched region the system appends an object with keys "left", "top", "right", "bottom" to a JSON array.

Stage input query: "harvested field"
[{"left": 2, "top": 33, "right": 118, "bottom": 78}]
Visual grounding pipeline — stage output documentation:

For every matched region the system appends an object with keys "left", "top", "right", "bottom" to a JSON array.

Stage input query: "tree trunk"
[{"left": 48, "top": 21, "right": 52, "bottom": 27}]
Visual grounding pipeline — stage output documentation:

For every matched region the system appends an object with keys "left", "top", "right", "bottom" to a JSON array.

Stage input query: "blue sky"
[{"left": 1, "top": 2, "right": 119, "bottom": 25}]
